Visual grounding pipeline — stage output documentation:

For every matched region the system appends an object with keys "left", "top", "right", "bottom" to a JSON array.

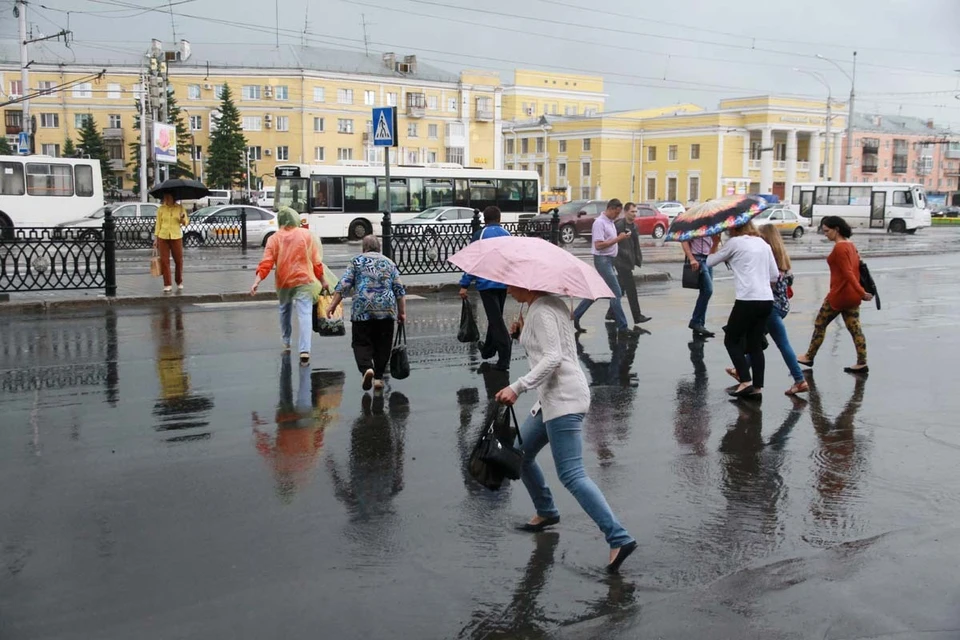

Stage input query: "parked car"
[
  {"left": 56, "top": 202, "right": 159, "bottom": 246},
  {"left": 181, "top": 205, "right": 283, "bottom": 247},
  {"left": 257, "top": 186, "right": 275, "bottom": 209},
  {"left": 633, "top": 204, "right": 670, "bottom": 239},
  {"left": 754, "top": 205, "right": 807, "bottom": 238},
  {"left": 939, "top": 206, "right": 960, "bottom": 218},
  {"left": 656, "top": 201, "right": 686, "bottom": 219},
  {"left": 528, "top": 199, "right": 606, "bottom": 244},
  {"left": 394, "top": 206, "right": 477, "bottom": 237}
]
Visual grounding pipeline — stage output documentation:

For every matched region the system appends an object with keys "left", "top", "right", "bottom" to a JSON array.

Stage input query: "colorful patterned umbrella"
[{"left": 665, "top": 195, "right": 768, "bottom": 242}]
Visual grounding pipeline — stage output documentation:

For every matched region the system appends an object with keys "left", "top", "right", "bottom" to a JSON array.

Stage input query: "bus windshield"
[{"left": 276, "top": 178, "right": 308, "bottom": 213}]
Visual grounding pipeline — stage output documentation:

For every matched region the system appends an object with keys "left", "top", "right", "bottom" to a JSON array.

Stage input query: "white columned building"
[
  {"left": 785, "top": 129, "right": 798, "bottom": 201},
  {"left": 760, "top": 127, "right": 774, "bottom": 193},
  {"left": 808, "top": 133, "right": 822, "bottom": 180}
]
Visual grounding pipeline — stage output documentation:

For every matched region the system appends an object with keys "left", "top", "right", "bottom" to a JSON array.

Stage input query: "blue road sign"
[
  {"left": 372, "top": 107, "right": 397, "bottom": 148},
  {"left": 17, "top": 132, "right": 29, "bottom": 155}
]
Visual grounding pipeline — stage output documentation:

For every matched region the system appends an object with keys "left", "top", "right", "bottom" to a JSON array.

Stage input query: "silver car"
[
  {"left": 181, "top": 205, "right": 283, "bottom": 247},
  {"left": 394, "top": 206, "right": 477, "bottom": 237},
  {"left": 56, "top": 202, "right": 159, "bottom": 245}
]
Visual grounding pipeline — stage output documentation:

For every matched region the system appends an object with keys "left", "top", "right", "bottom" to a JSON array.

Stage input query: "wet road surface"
[{"left": 2, "top": 254, "right": 960, "bottom": 639}]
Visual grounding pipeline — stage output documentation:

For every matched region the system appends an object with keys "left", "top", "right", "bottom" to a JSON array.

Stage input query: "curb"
[{"left": 0, "top": 271, "right": 673, "bottom": 315}]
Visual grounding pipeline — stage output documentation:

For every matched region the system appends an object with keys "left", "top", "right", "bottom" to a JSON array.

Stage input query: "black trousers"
[
  {"left": 479, "top": 288, "right": 511, "bottom": 365},
  {"left": 351, "top": 318, "right": 395, "bottom": 380},
  {"left": 724, "top": 300, "right": 773, "bottom": 389},
  {"left": 606, "top": 265, "right": 643, "bottom": 324}
]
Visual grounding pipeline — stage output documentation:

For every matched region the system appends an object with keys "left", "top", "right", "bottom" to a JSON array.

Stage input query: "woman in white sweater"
[{"left": 495, "top": 288, "right": 637, "bottom": 573}]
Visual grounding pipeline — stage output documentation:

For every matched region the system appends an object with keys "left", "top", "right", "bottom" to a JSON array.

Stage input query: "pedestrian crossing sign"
[{"left": 372, "top": 107, "right": 397, "bottom": 147}]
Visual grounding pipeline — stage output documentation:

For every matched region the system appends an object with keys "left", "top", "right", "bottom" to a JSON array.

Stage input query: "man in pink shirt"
[{"left": 573, "top": 199, "right": 632, "bottom": 332}]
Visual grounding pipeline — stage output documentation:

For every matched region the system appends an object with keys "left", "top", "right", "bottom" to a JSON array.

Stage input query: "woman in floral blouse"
[{"left": 326, "top": 235, "right": 407, "bottom": 392}]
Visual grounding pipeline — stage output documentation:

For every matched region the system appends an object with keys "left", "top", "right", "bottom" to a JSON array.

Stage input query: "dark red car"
[{"left": 530, "top": 200, "right": 668, "bottom": 244}]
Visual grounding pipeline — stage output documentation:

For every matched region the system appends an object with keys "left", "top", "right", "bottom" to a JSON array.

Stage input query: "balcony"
[
  {"left": 892, "top": 159, "right": 908, "bottom": 175},
  {"left": 797, "top": 161, "right": 810, "bottom": 173},
  {"left": 107, "top": 159, "right": 126, "bottom": 172},
  {"left": 862, "top": 163, "right": 878, "bottom": 174},
  {"left": 104, "top": 128, "right": 124, "bottom": 140},
  {"left": 406, "top": 93, "right": 426, "bottom": 118},
  {"left": 774, "top": 160, "right": 786, "bottom": 171},
  {"left": 748, "top": 159, "right": 761, "bottom": 170},
  {"left": 4, "top": 110, "right": 23, "bottom": 136},
  {"left": 445, "top": 122, "right": 466, "bottom": 148},
  {"left": 475, "top": 99, "right": 494, "bottom": 122}
]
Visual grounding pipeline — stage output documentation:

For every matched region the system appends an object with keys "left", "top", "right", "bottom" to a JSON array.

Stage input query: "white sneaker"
[
  {"left": 163, "top": 286, "right": 172, "bottom": 293},
  {"left": 362, "top": 369, "right": 375, "bottom": 391},
  {"left": 177, "top": 284, "right": 184, "bottom": 292}
]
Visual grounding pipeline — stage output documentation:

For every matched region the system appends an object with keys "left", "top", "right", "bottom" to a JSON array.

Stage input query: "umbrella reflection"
[
  {"left": 576, "top": 326, "right": 640, "bottom": 464},
  {"left": 152, "top": 307, "right": 214, "bottom": 438},
  {"left": 253, "top": 355, "right": 344, "bottom": 502}
]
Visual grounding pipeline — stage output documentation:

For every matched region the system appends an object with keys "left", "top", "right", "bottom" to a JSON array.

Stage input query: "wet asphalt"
[{"left": 2, "top": 253, "right": 960, "bottom": 639}]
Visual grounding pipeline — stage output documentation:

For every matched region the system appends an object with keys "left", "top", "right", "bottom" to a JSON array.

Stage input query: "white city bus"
[
  {"left": 274, "top": 162, "right": 541, "bottom": 240},
  {"left": 790, "top": 182, "right": 932, "bottom": 234},
  {"left": 0, "top": 155, "right": 105, "bottom": 231}
]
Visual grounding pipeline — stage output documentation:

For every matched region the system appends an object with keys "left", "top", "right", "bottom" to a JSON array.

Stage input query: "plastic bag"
[
  {"left": 458, "top": 299, "right": 480, "bottom": 343},
  {"left": 313, "top": 294, "right": 346, "bottom": 336}
]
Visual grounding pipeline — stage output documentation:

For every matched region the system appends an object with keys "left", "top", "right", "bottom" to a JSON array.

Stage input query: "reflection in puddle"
[{"left": 152, "top": 307, "right": 214, "bottom": 438}]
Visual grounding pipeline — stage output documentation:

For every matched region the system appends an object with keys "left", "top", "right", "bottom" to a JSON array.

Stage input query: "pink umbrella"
[{"left": 448, "top": 236, "right": 613, "bottom": 300}]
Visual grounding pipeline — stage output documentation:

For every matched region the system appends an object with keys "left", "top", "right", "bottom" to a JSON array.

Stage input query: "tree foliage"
[
  {"left": 0, "top": 136, "right": 12, "bottom": 155},
  {"left": 76, "top": 115, "right": 113, "bottom": 193},
  {"left": 205, "top": 84, "right": 247, "bottom": 189},
  {"left": 63, "top": 136, "right": 77, "bottom": 157}
]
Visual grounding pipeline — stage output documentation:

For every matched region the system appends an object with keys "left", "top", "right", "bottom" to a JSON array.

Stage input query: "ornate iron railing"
[
  {"left": 384, "top": 209, "right": 559, "bottom": 276},
  {"left": 0, "top": 225, "right": 115, "bottom": 294},
  {"left": 112, "top": 212, "right": 248, "bottom": 250}
]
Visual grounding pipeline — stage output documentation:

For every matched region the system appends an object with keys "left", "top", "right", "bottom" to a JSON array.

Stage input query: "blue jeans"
[
  {"left": 574, "top": 255, "right": 629, "bottom": 330},
  {"left": 691, "top": 254, "right": 713, "bottom": 327},
  {"left": 750, "top": 310, "right": 804, "bottom": 384},
  {"left": 279, "top": 293, "right": 314, "bottom": 356},
  {"left": 519, "top": 411, "right": 634, "bottom": 549}
]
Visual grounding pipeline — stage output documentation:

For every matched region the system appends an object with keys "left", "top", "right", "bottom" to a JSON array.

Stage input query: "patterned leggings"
[{"left": 805, "top": 300, "right": 867, "bottom": 365}]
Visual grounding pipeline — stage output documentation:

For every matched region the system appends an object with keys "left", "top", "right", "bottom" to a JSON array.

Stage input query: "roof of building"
[
  {"left": 852, "top": 112, "right": 954, "bottom": 136},
  {"left": 0, "top": 39, "right": 461, "bottom": 83}
]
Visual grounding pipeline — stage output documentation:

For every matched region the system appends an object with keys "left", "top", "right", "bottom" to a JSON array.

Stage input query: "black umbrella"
[{"left": 149, "top": 179, "right": 210, "bottom": 202}]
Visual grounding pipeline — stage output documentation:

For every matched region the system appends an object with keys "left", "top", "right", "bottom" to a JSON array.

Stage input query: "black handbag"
[
  {"left": 458, "top": 299, "right": 480, "bottom": 343},
  {"left": 859, "top": 260, "right": 881, "bottom": 310},
  {"left": 682, "top": 259, "right": 701, "bottom": 290},
  {"left": 389, "top": 322, "right": 410, "bottom": 379},
  {"left": 474, "top": 404, "right": 524, "bottom": 480}
]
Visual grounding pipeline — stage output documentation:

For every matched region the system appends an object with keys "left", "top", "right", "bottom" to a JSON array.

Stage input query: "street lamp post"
[
  {"left": 817, "top": 52, "right": 857, "bottom": 182},
  {"left": 796, "top": 68, "right": 833, "bottom": 180}
]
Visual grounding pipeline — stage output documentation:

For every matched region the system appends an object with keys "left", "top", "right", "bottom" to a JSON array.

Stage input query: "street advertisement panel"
[{"left": 153, "top": 123, "right": 177, "bottom": 164}]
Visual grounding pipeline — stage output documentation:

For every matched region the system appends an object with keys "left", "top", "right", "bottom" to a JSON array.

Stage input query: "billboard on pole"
[{"left": 153, "top": 123, "right": 177, "bottom": 164}]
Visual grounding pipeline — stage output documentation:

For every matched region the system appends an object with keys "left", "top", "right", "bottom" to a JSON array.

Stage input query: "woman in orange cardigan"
[{"left": 797, "top": 216, "right": 873, "bottom": 374}]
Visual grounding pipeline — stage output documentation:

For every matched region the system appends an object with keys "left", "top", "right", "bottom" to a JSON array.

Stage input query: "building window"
[
  {"left": 104, "top": 114, "right": 120, "bottom": 129},
  {"left": 276, "top": 146, "right": 289, "bottom": 161},
  {"left": 314, "top": 87, "right": 325, "bottom": 102},
  {"left": 564, "top": 105, "right": 577, "bottom": 116},
  {"left": 582, "top": 161, "right": 591, "bottom": 177},
  {"left": 315, "top": 146, "right": 325, "bottom": 162},
  {"left": 247, "top": 146, "right": 262, "bottom": 160},
  {"left": 448, "top": 98, "right": 458, "bottom": 112},
  {"left": 407, "top": 123, "right": 418, "bottom": 138},
  {"left": 690, "top": 144, "right": 700, "bottom": 160},
  {"left": 192, "top": 145, "right": 202, "bottom": 161},
  {"left": 750, "top": 141, "right": 762, "bottom": 160},
  {"left": 521, "top": 164, "right": 529, "bottom": 171},
  {"left": 41, "top": 143, "right": 60, "bottom": 157},
  {"left": 427, "top": 96, "right": 438, "bottom": 111},
  {"left": 338, "top": 118, "right": 354, "bottom": 134},
  {"left": 477, "top": 96, "right": 492, "bottom": 115},
  {"left": 276, "top": 116, "right": 289, "bottom": 132},
  {"left": 536, "top": 138, "right": 545, "bottom": 153},
  {"left": 242, "top": 116, "right": 263, "bottom": 131},
  {"left": 446, "top": 146, "right": 464, "bottom": 165},
  {"left": 214, "top": 85, "right": 225, "bottom": 99},
  {"left": 647, "top": 146, "right": 657, "bottom": 162},
  {"left": 338, "top": 147, "right": 353, "bottom": 161},
  {"left": 558, "top": 163, "right": 566, "bottom": 179},
  {"left": 74, "top": 113, "right": 92, "bottom": 128},
  {"left": 337, "top": 89, "right": 353, "bottom": 104},
  {"left": 73, "top": 83, "right": 92, "bottom": 98},
  {"left": 892, "top": 139, "right": 908, "bottom": 174},
  {"left": 583, "top": 138, "right": 591, "bottom": 152},
  {"left": 38, "top": 81, "right": 56, "bottom": 95},
  {"left": 646, "top": 176, "right": 656, "bottom": 200},
  {"left": 190, "top": 115, "right": 202, "bottom": 131},
  {"left": 242, "top": 85, "right": 261, "bottom": 100},
  {"left": 188, "top": 84, "right": 201, "bottom": 100},
  {"left": 559, "top": 140, "right": 567, "bottom": 153},
  {"left": 9, "top": 80, "right": 23, "bottom": 97},
  {"left": 688, "top": 175, "right": 700, "bottom": 202},
  {"left": 364, "top": 90, "right": 376, "bottom": 106},
  {"left": 387, "top": 92, "right": 398, "bottom": 107},
  {"left": 581, "top": 186, "right": 591, "bottom": 199},
  {"left": 668, "top": 145, "right": 678, "bottom": 161},
  {"left": 535, "top": 163, "right": 544, "bottom": 179},
  {"left": 39, "top": 113, "right": 59, "bottom": 128},
  {"left": 313, "top": 117, "right": 325, "bottom": 132},
  {"left": 506, "top": 139, "right": 514, "bottom": 154},
  {"left": 521, "top": 139, "right": 529, "bottom": 154},
  {"left": 667, "top": 176, "right": 678, "bottom": 200},
  {"left": 584, "top": 107, "right": 598, "bottom": 117},
  {"left": 506, "top": 164, "right": 514, "bottom": 170},
  {"left": 275, "top": 85, "right": 289, "bottom": 100},
  {"left": 427, "top": 150, "right": 437, "bottom": 163},
  {"left": 107, "top": 83, "right": 121, "bottom": 99},
  {"left": 428, "top": 124, "right": 438, "bottom": 139}
]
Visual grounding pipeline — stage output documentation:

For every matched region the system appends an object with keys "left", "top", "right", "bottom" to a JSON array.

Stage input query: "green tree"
[
  {"left": 0, "top": 136, "right": 12, "bottom": 155},
  {"left": 63, "top": 136, "right": 77, "bottom": 157},
  {"left": 205, "top": 84, "right": 247, "bottom": 189},
  {"left": 76, "top": 115, "right": 113, "bottom": 193}
]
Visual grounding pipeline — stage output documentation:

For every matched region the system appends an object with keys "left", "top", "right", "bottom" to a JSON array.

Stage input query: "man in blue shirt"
[{"left": 459, "top": 206, "right": 512, "bottom": 370}]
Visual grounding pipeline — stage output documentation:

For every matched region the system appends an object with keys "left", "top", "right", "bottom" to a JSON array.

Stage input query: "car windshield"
[
  {"left": 557, "top": 201, "right": 586, "bottom": 216},
  {"left": 87, "top": 206, "right": 108, "bottom": 219},
  {"left": 190, "top": 206, "right": 221, "bottom": 221},
  {"left": 411, "top": 207, "right": 444, "bottom": 220}
]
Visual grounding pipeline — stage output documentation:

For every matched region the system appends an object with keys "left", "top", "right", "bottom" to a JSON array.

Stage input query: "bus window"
[
  {"left": 827, "top": 187, "right": 850, "bottom": 205},
  {"left": 469, "top": 179, "right": 497, "bottom": 211},
  {"left": 75, "top": 165, "right": 94, "bottom": 197},
  {"left": 377, "top": 178, "right": 410, "bottom": 213},
  {"left": 791, "top": 186, "right": 801, "bottom": 204},
  {"left": 849, "top": 186, "right": 871, "bottom": 206},
  {"left": 814, "top": 186, "right": 828, "bottom": 205},
  {"left": 409, "top": 178, "right": 423, "bottom": 212},
  {"left": 893, "top": 190, "right": 913, "bottom": 206},
  {"left": 0, "top": 161, "right": 25, "bottom": 195},
  {"left": 344, "top": 177, "right": 377, "bottom": 213},
  {"left": 26, "top": 163, "right": 74, "bottom": 196},
  {"left": 522, "top": 180, "right": 538, "bottom": 212},
  {"left": 454, "top": 179, "right": 468, "bottom": 206},
  {"left": 424, "top": 179, "right": 453, "bottom": 208},
  {"left": 311, "top": 176, "right": 342, "bottom": 210},
  {"left": 277, "top": 177, "right": 309, "bottom": 213},
  {"left": 497, "top": 179, "right": 522, "bottom": 210}
]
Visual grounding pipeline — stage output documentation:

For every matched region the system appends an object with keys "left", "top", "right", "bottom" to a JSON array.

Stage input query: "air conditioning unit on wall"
[
  {"left": 264, "top": 148, "right": 272, "bottom": 156},
  {"left": 203, "top": 83, "right": 212, "bottom": 90},
  {"left": 264, "top": 85, "right": 273, "bottom": 98}
]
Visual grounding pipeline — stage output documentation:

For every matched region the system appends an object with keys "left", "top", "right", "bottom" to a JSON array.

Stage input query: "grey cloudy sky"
[{"left": 4, "top": 0, "right": 960, "bottom": 124}]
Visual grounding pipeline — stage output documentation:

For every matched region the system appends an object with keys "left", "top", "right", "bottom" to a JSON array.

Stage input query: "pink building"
[{"left": 844, "top": 114, "right": 960, "bottom": 204}]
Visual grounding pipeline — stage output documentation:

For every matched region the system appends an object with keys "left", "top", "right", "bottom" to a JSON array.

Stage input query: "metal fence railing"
[
  {"left": 384, "top": 209, "right": 560, "bottom": 276},
  {"left": 112, "top": 212, "right": 248, "bottom": 250},
  {"left": 0, "top": 224, "right": 115, "bottom": 295}
]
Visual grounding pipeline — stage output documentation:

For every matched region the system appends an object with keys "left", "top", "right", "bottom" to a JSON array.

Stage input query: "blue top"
[
  {"left": 336, "top": 252, "right": 407, "bottom": 321},
  {"left": 459, "top": 224, "right": 511, "bottom": 291}
]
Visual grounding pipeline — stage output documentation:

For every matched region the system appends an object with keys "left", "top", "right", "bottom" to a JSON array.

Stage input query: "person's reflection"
[
  {"left": 576, "top": 326, "right": 640, "bottom": 464},
  {"left": 674, "top": 336, "right": 711, "bottom": 458},
  {"left": 456, "top": 365, "right": 512, "bottom": 493},
  {"left": 104, "top": 309, "right": 119, "bottom": 407},
  {"left": 327, "top": 392, "right": 409, "bottom": 524},
  {"left": 253, "top": 355, "right": 344, "bottom": 502},
  {"left": 807, "top": 373, "right": 868, "bottom": 545},
  {"left": 152, "top": 307, "right": 213, "bottom": 439}
]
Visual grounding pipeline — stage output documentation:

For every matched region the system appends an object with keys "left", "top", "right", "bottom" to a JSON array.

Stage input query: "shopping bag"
[
  {"left": 458, "top": 299, "right": 480, "bottom": 343},
  {"left": 474, "top": 404, "right": 524, "bottom": 480},
  {"left": 682, "top": 259, "right": 701, "bottom": 290},
  {"left": 149, "top": 249, "right": 162, "bottom": 278},
  {"left": 313, "top": 294, "right": 346, "bottom": 336},
  {"left": 389, "top": 322, "right": 410, "bottom": 379}
]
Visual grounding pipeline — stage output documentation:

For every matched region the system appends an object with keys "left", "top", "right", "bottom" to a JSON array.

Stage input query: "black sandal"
[
  {"left": 843, "top": 365, "right": 869, "bottom": 375},
  {"left": 797, "top": 356, "right": 814, "bottom": 368},
  {"left": 607, "top": 540, "right": 638, "bottom": 574}
]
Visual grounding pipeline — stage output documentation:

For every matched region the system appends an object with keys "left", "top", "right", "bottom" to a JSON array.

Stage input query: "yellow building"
[
  {"left": 504, "top": 96, "right": 847, "bottom": 204},
  {"left": 502, "top": 70, "right": 606, "bottom": 121},
  {"left": 1, "top": 41, "right": 505, "bottom": 193}
]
